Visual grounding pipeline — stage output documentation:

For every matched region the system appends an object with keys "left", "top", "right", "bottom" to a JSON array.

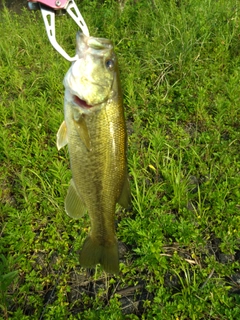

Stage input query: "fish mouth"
[{"left": 73, "top": 95, "right": 93, "bottom": 109}]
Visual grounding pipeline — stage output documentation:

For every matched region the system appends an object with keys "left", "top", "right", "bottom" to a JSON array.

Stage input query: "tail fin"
[{"left": 79, "top": 236, "right": 119, "bottom": 274}]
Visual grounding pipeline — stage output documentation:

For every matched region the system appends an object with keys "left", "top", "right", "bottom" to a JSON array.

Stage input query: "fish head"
[{"left": 64, "top": 32, "right": 118, "bottom": 113}]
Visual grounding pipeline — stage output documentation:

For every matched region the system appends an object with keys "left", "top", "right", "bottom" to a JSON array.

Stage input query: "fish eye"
[{"left": 105, "top": 59, "right": 114, "bottom": 70}]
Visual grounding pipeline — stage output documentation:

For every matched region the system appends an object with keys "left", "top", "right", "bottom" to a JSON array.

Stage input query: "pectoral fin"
[
  {"left": 74, "top": 116, "right": 91, "bottom": 151},
  {"left": 65, "top": 179, "right": 87, "bottom": 219},
  {"left": 57, "top": 121, "right": 68, "bottom": 150},
  {"left": 117, "top": 174, "right": 131, "bottom": 209}
]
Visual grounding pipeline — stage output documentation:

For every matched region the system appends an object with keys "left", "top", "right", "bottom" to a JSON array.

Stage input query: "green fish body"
[{"left": 57, "top": 32, "right": 130, "bottom": 274}]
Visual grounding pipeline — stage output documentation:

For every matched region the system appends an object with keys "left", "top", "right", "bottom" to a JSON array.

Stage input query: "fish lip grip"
[{"left": 28, "top": 0, "right": 90, "bottom": 61}]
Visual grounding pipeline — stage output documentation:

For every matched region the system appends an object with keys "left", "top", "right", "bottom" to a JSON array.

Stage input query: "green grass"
[{"left": 1, "top": 0, "right": 240, "bottom": 318}]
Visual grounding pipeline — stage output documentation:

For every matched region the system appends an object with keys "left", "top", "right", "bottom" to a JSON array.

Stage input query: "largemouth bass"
[{"left": 57, "top": 32, "right": 131, "bottom": 274}]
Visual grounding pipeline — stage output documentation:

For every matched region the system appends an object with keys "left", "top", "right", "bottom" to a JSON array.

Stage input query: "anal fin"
[{"left": 65, "top": 179, "right": 87, "bottom": 219}]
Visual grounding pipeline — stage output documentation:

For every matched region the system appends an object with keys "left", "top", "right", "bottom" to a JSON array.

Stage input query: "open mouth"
[{"left": 73, "top": 95, "right": 93, "bottom": 109}]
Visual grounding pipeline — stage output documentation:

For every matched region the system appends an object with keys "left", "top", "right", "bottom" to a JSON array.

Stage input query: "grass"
[{"left": 0, "top": 0, "right": 240, "bottom": 318}]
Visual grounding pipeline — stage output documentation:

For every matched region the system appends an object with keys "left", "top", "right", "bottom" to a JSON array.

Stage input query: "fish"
[{"left": 57, "top": 32, "right": 131, "bottom": 274}]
